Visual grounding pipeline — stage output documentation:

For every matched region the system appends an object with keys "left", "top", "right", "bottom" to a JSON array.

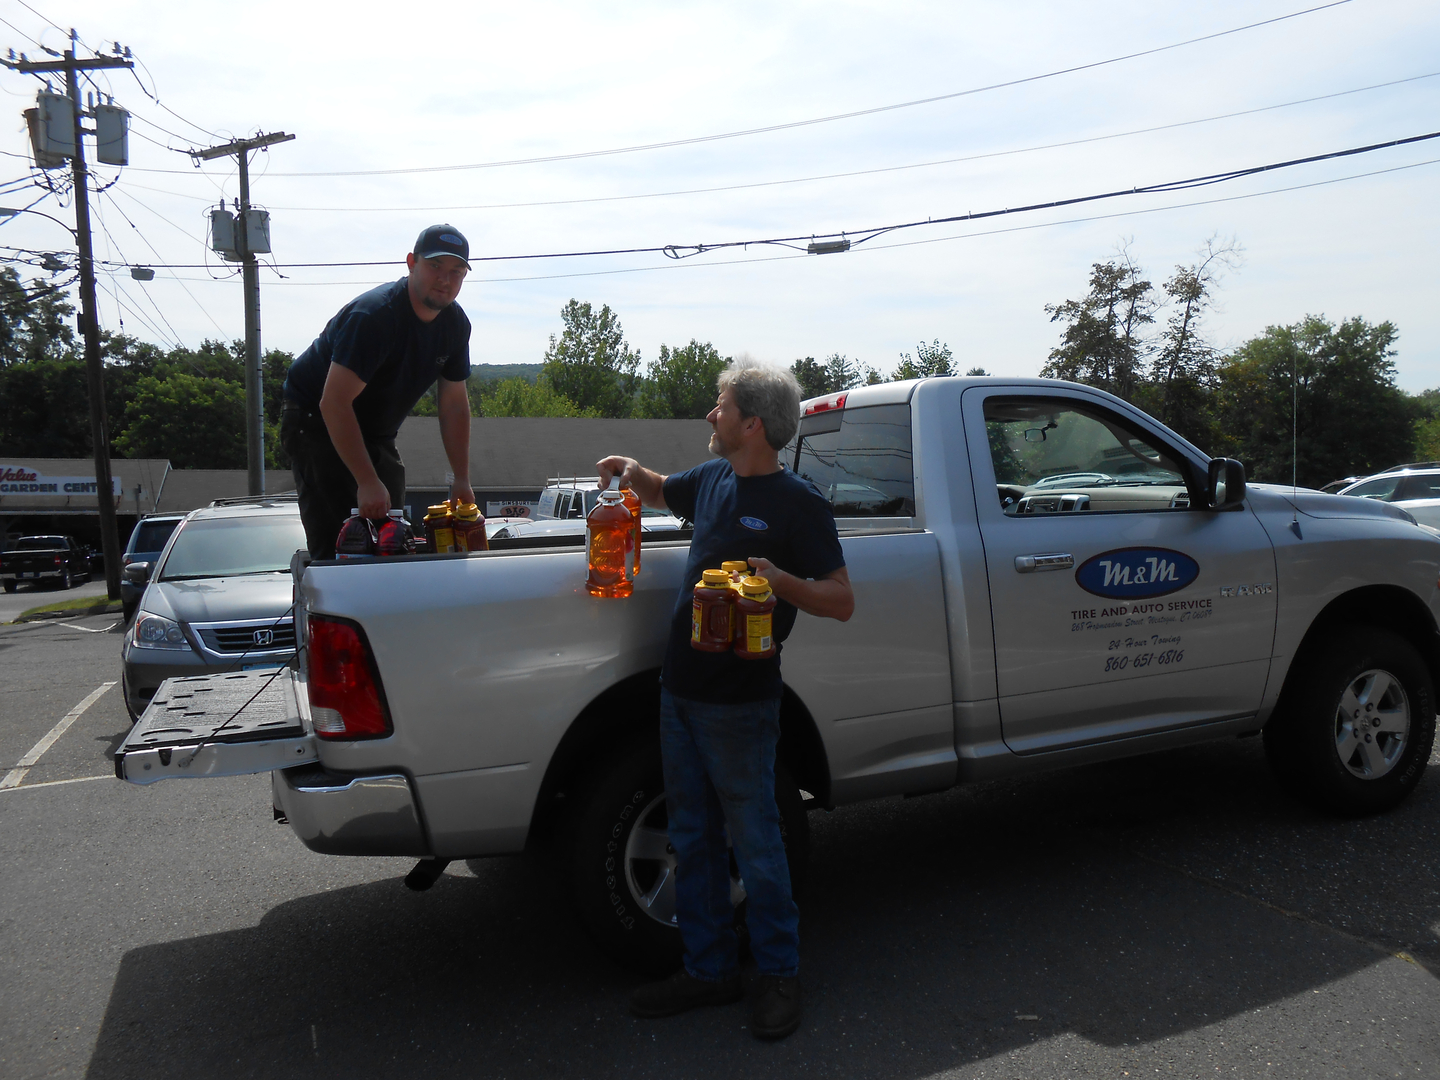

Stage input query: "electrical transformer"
[
  {"left": 210, "top": 209, "right": 238, "bottom": 259},
  {"left": 241, "top": 209, "right": 272, "bottom": 254},
  {"left": 23, "top": 108, "right": 67, "bottom": 169},
  {"left": 96, "top": 104, "right": 130, "bottom": 166},
  {"left": 36, "top": 92, "right": 76, "bottom": 158}
]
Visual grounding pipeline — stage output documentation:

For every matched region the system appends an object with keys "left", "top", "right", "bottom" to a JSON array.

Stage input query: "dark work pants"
[{"left": 280, "top": 404, "right": 406, "bottom": 560}]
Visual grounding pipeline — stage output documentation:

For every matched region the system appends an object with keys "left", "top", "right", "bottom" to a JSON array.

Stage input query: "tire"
[
  {"left": 60, "top": 568, "right": 73, "bottom": 590},
  {"left": 565, "top": 738, "right": 810, "bottom": 975},
  {"left": 2, "top": 580, "right": 14, "bottom": 594},
  {"left": 1265, "top": 627, "right": 1436, "bottom": 815}
]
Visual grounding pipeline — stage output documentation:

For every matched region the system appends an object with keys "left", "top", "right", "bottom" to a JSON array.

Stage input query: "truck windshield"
[{"left": 158, "top": 517, "right": 307, "bottom": 580}]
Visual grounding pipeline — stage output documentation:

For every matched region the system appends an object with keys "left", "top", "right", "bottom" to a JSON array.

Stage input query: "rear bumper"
[{"left": 273, "top": 765, "right": 429, "bottom": 856}]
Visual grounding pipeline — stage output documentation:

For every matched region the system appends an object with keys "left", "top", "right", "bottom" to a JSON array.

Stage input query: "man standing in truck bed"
[
  {"left": 597, "top": 358, "right": 854, "bottom": 1040},
  {"left": 281, "top": 224, "right": 475, "bottom": 559}
]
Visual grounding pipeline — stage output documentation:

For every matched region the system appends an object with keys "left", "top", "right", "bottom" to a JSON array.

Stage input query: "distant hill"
[{"left": 471, "top": 363, "right": 543, "bottom": 385}]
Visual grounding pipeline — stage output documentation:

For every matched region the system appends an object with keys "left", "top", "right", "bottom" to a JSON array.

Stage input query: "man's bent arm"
[
  {"left": 595, "top": 455, "right": 667, "bottom": 509},
  {"left": 437, "top": 377, "right": 475, "bottom": 506},
  {"left": 747, "top": 562, "right": 854, "bottom": 622},
  {"left": 318, "top": 363, "right": 390, "bottom": 517}
]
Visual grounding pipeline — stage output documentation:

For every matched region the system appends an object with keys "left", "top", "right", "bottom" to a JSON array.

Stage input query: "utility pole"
[
  {"left": 7, "top": 35, "right": 133, "bottom": 601},
  {"left": 190, "top": 132, "right": 294, "bottom": 496}
]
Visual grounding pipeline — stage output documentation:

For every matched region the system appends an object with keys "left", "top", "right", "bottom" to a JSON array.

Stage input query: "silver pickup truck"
[{"left": 117, "top": 376, "right": 1439, "bottom": 972}]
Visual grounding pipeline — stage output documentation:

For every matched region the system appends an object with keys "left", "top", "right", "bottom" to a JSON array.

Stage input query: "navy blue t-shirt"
[
  {"left": 661, "top": 458, "right": 846, "bottom": 703},
  {"left": 283, "top": 278, "right": 471, "bottom": 440}
]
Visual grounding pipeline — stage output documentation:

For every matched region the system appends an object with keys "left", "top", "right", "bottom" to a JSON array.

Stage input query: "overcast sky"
[{"left": 2, "top": 0, "right": 1438, "bottom": 391}]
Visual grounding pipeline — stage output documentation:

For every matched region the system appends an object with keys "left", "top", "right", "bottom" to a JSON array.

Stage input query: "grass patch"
[{"left": 15, "top": 594, "right": 124, "bottom": 621}]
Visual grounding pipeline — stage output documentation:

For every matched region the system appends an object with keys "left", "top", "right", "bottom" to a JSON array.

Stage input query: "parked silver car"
[{"left": 120, "top": 496, "right": 305, "bottom": 720}]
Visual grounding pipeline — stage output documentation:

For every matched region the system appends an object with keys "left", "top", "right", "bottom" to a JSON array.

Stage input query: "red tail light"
[
  {"left": 306, "top": 614, "right": 392, "bottom": 740},
  {"left": 54, "top": 555, "right": 63, "bottom": 566},
  {"left": 803, "top": 391, "right": 847, "bottom": 416}
]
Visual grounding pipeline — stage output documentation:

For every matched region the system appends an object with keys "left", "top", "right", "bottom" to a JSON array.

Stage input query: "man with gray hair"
[{"left": 596, "top": 357, "right": 853, "bottom": 1040}]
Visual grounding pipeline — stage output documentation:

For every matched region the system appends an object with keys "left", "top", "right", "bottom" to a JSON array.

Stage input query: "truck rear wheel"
[
  {"left": 1264, "top": 627, "right": 1435, "bottom": 815},
  {"left": 565, "top": 738, "right": 809, "bottom": 975},
  {"left": 2, "top": 580, "right": 14, "bottom": 594}
]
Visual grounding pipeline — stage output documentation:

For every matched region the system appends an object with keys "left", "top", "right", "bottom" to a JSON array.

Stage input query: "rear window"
[
  {"left": 132, "top": 519, "right": 180, "bottom": 552},
  {"left": 794, "top": 403, "right": 915, "bottom": 517},
  {"left": 16, "top": 536, "right": 64, "bottom": 550},
  {"left": 159, "top": 516, "right": 307, "bottom": 580}
]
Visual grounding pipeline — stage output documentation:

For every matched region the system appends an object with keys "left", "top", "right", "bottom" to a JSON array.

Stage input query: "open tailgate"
[{"left": 115, "top": 669, "right": 317, "bottom": 784}]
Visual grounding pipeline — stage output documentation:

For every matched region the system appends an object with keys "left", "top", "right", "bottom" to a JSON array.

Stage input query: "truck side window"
[
  {"left": 983, "top": 397, "right": 1194, "bottom": 515},
  {"left": 795, "top": 403, "right": 915, "bottom": 516}
]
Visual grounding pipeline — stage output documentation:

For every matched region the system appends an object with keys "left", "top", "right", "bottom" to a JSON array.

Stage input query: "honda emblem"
[{"left": 253, "top": 628, "right": 274, "bottom": 647}]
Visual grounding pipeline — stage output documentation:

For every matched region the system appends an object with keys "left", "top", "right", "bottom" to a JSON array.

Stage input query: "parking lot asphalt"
[{"left": 0, "top": 616, "right": 1437, "bottom": 1079}]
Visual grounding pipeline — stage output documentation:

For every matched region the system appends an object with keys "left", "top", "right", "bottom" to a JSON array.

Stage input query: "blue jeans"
[{"left": 659, "top": 688, "right": 799, "bottom": 981}]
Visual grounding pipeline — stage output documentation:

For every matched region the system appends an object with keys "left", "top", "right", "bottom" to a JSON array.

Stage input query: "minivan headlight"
[{"left": 132, "top": 613, "right": 191, "bottom": 651}]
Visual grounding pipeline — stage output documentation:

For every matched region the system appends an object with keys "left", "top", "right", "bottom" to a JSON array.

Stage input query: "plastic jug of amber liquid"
[
  {"left": 424, "top": 502, "right": 455, "bottom": 553},
  {"left": 621, "top": 485, "right": 642, "bottom": 577},
  {"left": 691, "top": 569, "right": 736, "bottom": 651},
  {"left": 586, "top": 477, "right": 635, "bottom": 598},
  {"left": 734, "top": 576, "right": 778, "bottom": 659},
  {"left": 453, "top": 502, "right": 489, "bottom": 552}
]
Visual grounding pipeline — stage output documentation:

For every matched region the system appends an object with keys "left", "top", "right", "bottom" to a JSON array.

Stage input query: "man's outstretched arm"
[
  {"left": 747, "top": 561, "right": 854, "bottom": 622},
  {"left": 596, "top": 455, "right": 667, "bottom": 510}
]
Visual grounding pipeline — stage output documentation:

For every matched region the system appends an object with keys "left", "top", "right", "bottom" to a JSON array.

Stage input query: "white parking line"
[
  {"left": 0, "top": 681, "right": 116, "bottom": 790},
  {"left": 0, "top": 773, "right": 114, "bottom": 793}
]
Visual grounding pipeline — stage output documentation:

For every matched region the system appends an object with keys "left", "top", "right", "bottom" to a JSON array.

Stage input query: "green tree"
[
  {"left": 115, "top": 372, "right": 248, "bottom": 468},
  {"left": 895, "top": 340, "right": 954, "bottom": 380},
  {"left": 478, "top": 374, "right": 598, "bottom": 417},
  {"left": 637, "top": 340, "right": 729, "bottom": 419},
  {"left": 0, "top": 356, "right": 92, "bottom": 456},
  {"left": 1144, "top": 239, "right": 1240, "bottom": 448},
  {"left": 790, "top": 357, "right": 828, "bottom": 398},
  {"left": 541, "top": 300, "right": 640, "bottom": 418},
  {"left": 1213, "top": 316, "right": 1410, "bottom": 487},
  {"left": 1041, "top": 248, "right": 1155, "bottom": 402},
  {"left": 0, "top": 268, "right": 75, "bottom": 367}
]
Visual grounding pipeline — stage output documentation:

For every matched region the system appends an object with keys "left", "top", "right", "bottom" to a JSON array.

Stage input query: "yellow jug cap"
[
  {"left": 453, "top": 503, "right": 481, "bottom": 521},
  {"left": 701, "top": 569, "right": 731, "bottom": 586},
  {"left": 720, "top": 560, "right": 749, "bottom": 573},
  {"left": 740, "top": 576, "right": 771, "bottom": 597}
]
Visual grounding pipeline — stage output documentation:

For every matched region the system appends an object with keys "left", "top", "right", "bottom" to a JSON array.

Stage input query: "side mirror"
[
  {"left": 123, "top": 561, "right": 152, "bottom": 586},
  {"left": 1207, "top": 458, "right": 1247, "bottom": 510}
]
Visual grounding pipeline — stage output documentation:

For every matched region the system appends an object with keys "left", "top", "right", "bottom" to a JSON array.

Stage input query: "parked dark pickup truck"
[{"left": 0, "top": 534, "right": 93, "bottom": 592}]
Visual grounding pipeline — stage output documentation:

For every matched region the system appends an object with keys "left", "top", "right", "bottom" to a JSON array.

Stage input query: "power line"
[
  {"left": 194, "top": 71, "right": 1439, "bottom": 215},
  {"left": 0, "top": 16, "right": 46, "bottom": 48},
  {"left": 100, "top": 187, "right": 231, "bottom": 337},
  {"left": 14, "top": 0, "right": 65, "bottom": 36},
  {"left": 91, "top": 155, "right": 1440, "bottom": 290},
  {"left": 116, "top": 1, "right": 1359, "bottom": 180},
  {"left": 92, "top": 129, "right": 1440, "bottom": 271}
]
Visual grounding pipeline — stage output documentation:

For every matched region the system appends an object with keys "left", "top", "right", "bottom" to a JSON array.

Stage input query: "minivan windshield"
[{"left": 158, "top": 516, "right": 307, "bottom": 580}]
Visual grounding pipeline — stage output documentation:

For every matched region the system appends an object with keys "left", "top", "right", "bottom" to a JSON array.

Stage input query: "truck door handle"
[{"left": 1015, "top": 553, "right": 1073, "bottom": 573}]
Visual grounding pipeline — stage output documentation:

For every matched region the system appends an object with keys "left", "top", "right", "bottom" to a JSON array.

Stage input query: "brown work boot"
[
  {"left": 750, "top": 975, "right": 802, "bottom": 1039},
  {"left": 629, "top": 969, "right": 744, "bottom": 1019}
]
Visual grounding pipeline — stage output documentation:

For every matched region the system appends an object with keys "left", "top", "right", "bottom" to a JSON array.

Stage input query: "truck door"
[{"left": 962, "top": 387, "right": 1278, "bottom": 754}]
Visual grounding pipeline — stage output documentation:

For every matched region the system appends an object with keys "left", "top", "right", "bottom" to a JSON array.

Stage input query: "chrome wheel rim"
[
  {"left": 1333, "top": 667, "right": 1410, "bottom": 779},
  {"left": 622, "top": 792, "right": 745, "bottom": 927}
]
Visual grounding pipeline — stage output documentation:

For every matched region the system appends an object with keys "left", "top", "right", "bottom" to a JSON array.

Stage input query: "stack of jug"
[{"left": 690, "top": 567, "right": 776, "bottom": 658}]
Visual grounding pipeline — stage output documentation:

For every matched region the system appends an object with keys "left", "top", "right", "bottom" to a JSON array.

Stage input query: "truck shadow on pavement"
[{"left": 86, "top": 739, "right": 1440, "bottom": 1079}]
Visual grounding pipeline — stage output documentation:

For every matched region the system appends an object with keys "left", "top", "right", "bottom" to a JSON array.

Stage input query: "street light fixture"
[{"left": 0, "top": 204, "right": 78, "bottom": 237}]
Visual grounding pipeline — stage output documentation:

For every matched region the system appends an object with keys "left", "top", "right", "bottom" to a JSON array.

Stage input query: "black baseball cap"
[{"left": 413, "top": 224, "right": 470, "bottom": 268}]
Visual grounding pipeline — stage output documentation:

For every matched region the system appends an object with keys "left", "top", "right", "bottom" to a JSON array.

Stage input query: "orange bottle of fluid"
[
  {"left": 734, "top": 576, "right": 778, "bottom": 659},
  {"left": 621, "top": 485, "right": 642, "bottom": 577},
  {"left": 453, "top": 502, "right": 489, "bottom": 552},
  {"left": 691, "top": 569, "right": 736, "bottom": 651},
  {"left": 424, "top": 502, "right": 455, "bottom": 554},
  {"left": 586, "top": 477, "right": 635, "bottom": 598}
]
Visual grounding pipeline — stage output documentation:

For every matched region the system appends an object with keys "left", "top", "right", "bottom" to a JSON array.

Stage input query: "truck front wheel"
[
  {"left": 565, "top": 739, "right": 809, "bottom": 975},
  {"left": 1265, "top": 627, "right": 1435, "bottom": 815}
]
